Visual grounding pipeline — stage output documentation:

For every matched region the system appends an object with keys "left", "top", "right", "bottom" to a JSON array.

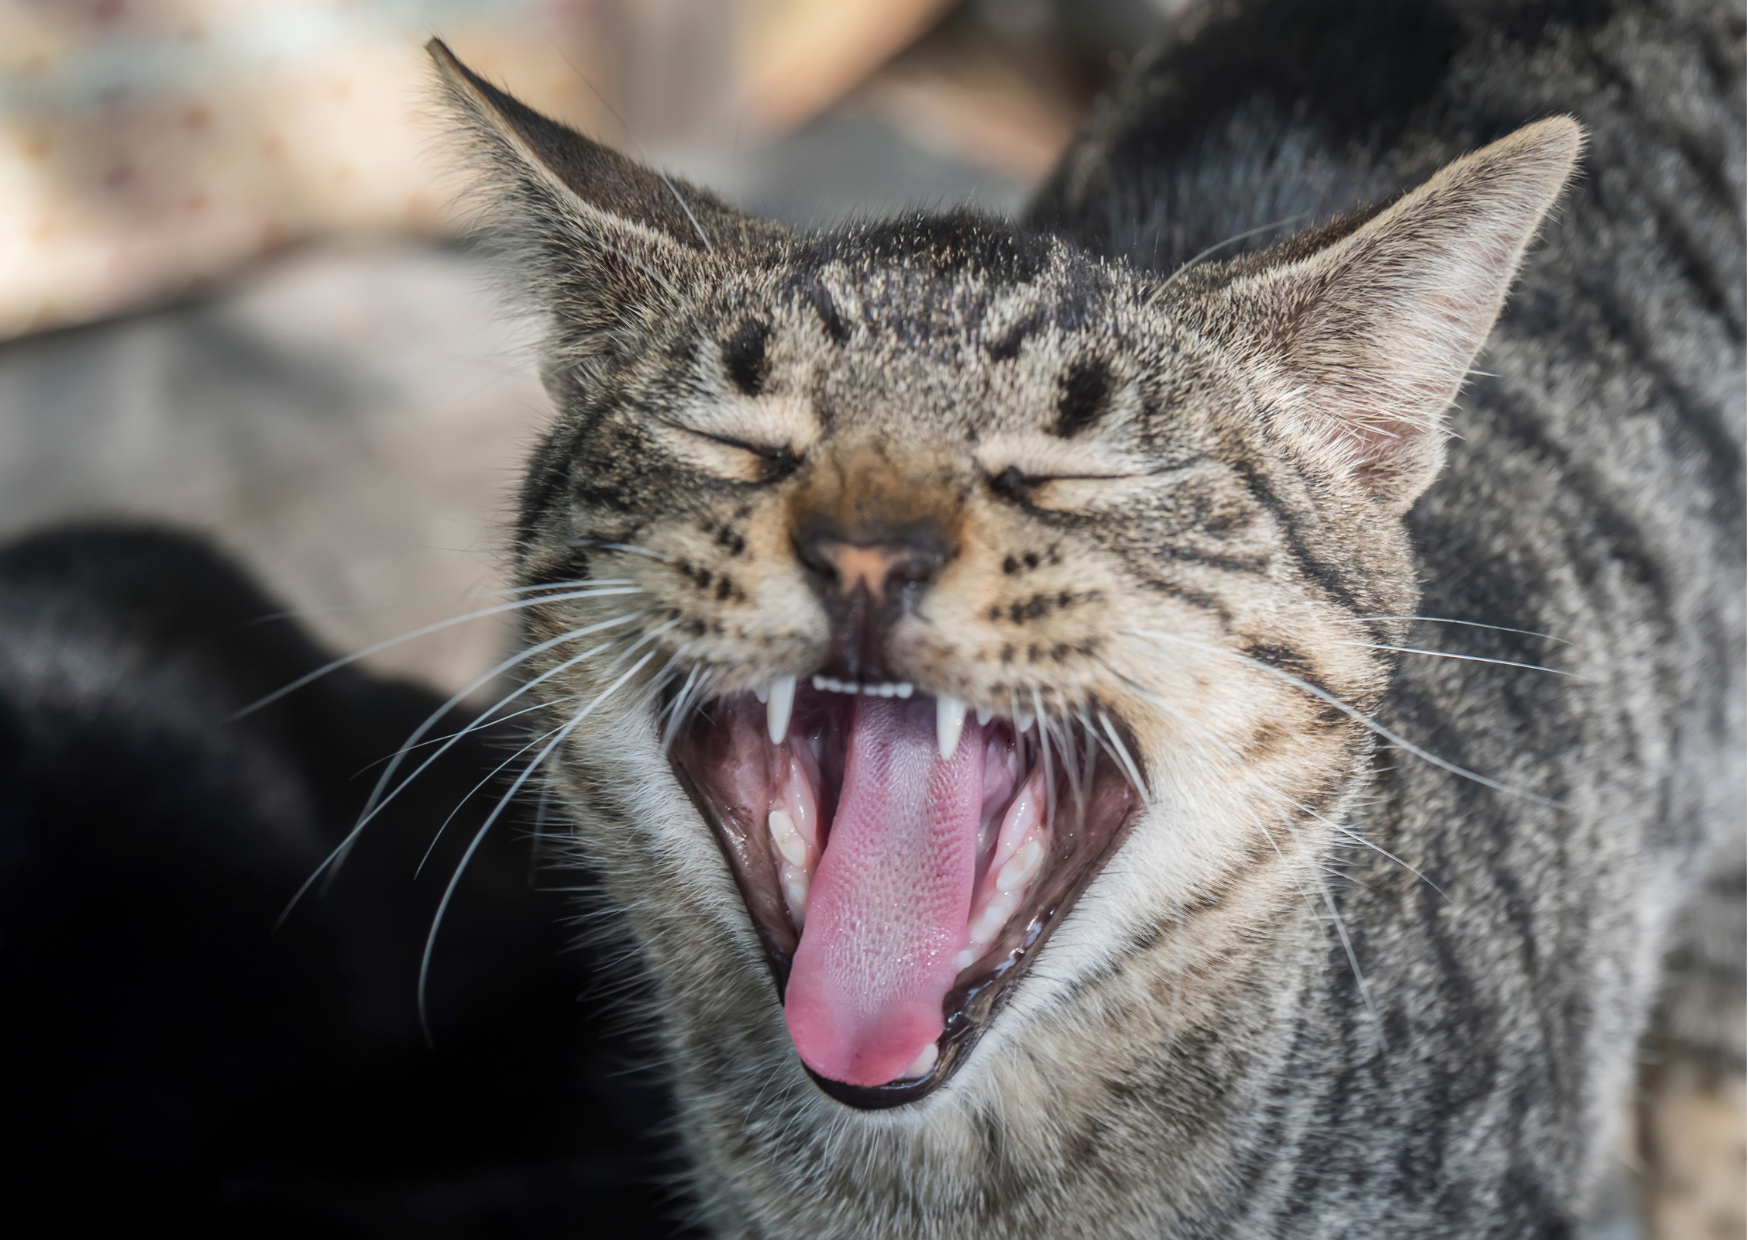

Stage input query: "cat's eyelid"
[
  {"left": 656, "top": 417, "right": 795, "bottom": 460},
  {"left": 973, "top": 432, "right": 1160, "bottom": 485},
  {"left": 656, "top": 392, "right": 820, "bottom": 460}
]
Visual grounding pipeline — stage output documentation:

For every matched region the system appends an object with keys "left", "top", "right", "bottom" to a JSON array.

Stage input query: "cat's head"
[{"left": 432, "top": 41, "right": 1577, "bottom": 1108}]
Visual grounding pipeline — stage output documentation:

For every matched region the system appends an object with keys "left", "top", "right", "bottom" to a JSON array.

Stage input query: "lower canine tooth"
[
  {"left": 936, "top": 695, "right": 968, "bottom": 760},
  {"left": 901, "top": 1042, "right": 938, "bottom": 1080},
  {"left": 766, "top": 675, "right": 796, "bottom": 743}
]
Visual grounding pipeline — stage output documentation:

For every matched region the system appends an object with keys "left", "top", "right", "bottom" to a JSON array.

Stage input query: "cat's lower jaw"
[{"left": 668, "top": 679, "right": 1141, "bottom": 1106}]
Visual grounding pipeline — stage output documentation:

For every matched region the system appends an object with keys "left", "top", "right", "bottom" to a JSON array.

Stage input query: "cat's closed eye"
[
  {"left": 658, "top": 419, "right": 803, "bottom": 484},
  {"left": 979, "top": 435, "right": 1183, "bottom": 512}
]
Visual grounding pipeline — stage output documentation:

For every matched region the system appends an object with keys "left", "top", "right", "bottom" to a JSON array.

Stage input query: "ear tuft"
[
  {"left": 1211, "top": 117, "right": 1582, "bottom": 511},
  {"left": 429, "top": 39, "right": 757, "bottom": 257}
]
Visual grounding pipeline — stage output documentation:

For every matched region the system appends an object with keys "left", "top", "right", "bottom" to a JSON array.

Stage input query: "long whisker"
[
  {"left": 234, "top": 585, "right": 643, "bottom": 718},
  {"left": 240, "top": 578, "right": 628, "bottom": 626},
  {"left": 415, "top": 703, "right": 588, "bottom": 877},
  {"left": 1333, "top": 615, "right": 1573, "bottom": 646},
  {"left": 1341, "top": 641, "right": 1584, "bottom": 679},
  {"left": 371, "top": 626, "right": 648, "bottom": 864},
  {"left": 355, "top": 610, "right": 647, "bottom": 824},
  {"left": 411, "top": 617, "right": 679, "bottom": 876},
  {"left": 1093, "top": 708, "right": 1151, "bottom": 806},
  {"left": 1123, "top": 629, "right": 1563, "bottom": 809},
  {"left": 418, "top": 646, "right": 661, "bottom": 1046},
  {"left": 274, "top": 613, "right": 647, "bottom": 926},
  {"left": 1101, "top": 658, "right": 1442, "bottom": 896}
]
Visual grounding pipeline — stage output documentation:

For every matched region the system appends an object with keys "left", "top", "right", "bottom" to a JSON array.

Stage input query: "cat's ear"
[
  {"left": 428, "top": 39, "right": 780, "bottom": 313},
  {"left": 1209, "top": 118, "right": 1582, "bottom": 512}
]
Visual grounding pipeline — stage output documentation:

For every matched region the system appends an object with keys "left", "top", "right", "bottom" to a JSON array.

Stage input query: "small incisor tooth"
[
  {"left": 936, "top": 695, "right": 968, "bottom": 760},
  {"left": 766, "top": 675, "right": 796, "bottom": 744},
  {"left": 780, "top": 863, "right": 810, "bottom": 926}
]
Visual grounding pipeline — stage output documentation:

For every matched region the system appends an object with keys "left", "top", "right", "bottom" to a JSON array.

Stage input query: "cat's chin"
[{"left": 668, "top": 678, "right": 1142, "bottom": 1108}]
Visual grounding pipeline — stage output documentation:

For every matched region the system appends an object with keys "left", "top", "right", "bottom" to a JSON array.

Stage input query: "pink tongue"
[{"left": 784, "top": 696, "right": 982, "bottom": 1086}]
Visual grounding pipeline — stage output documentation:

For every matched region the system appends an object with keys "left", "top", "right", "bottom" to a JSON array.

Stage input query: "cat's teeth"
[
  {"left": 954, "top": 948, "right": 979, "bottom": 972},
  {"left": 971, "top": 890, "right": 1020, "bottom": 943},
  {"left": 808, "top": 677, "right": 916, "bottom": 698},
  {"left": 936, "top": 696, "right": 968, "bottom": 760},
  {"left": 768, "top": 809, "right": 808, "bottom": 867},
  {"left": 900, "top": 1042, "right": 938, "bottom": 1080},
  {"left": 994, "top": 839, "right": 1044, "bottom": 893},
  {"left": 780, "top": 862, "right": 810, "bottom": 927},
  {"left": 1012, "top": 708, "right": 1035, "bottom": 735},
  {"left": 975, "top": 706, "right": 995, "bottom": 726},
  {"left": 766, "top": 675, "right": 796, "bottom": 744}
]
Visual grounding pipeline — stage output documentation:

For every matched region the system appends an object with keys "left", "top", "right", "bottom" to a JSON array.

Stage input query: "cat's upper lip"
[{"left": 667, "top": 677, "right": 1144, "bottom": 1108}]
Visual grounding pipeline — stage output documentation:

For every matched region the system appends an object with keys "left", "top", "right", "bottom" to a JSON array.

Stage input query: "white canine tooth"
[
  {"left": 767, "top": 675, "right": 796, "bottom": 744},
  {"left": 995, "top": 839, "right": 1044, "bottom": 893},
  {"left": 768, "top": 809, "right": 807, "bottom": 867},
  {"left": 954, "top": 948, "right": 979, "bottom": 972},
  {"left": 901, "top": 1042, "right": 938, "bottom": 1080},
  {"left": 936, "top": 695, "right": 968, "bottom": 760},
  {"left": 975, "top": 706, "right": 995, "bottom": 726},
  {"left": 754, "top": 683, "right": 769, "bottom": 704},
  {"left": 895, "top": 682, "right": 914, "bottom": 698}
]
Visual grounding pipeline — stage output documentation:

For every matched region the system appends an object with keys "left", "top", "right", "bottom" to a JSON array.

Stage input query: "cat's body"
[
  {"left": 0, "top": 2, "right": 1739, "bottom": 1238},
  {"left": 439, "top": 0, "right": 1742, "bottom": 1235}
]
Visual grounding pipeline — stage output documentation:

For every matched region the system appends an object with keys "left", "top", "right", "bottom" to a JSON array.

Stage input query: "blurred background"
[{"left": 0, "top": 3, "right": 1650, "bottom": 1235}]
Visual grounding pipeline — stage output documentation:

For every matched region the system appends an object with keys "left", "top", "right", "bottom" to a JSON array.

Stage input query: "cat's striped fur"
[{"left": 434, "top": 0, "right": 1744, "bottom": 1234}]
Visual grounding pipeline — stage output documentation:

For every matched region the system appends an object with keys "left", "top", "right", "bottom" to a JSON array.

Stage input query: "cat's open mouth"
[{"left": 668, "top": 677, "right": 1141, "bottom": 1108}]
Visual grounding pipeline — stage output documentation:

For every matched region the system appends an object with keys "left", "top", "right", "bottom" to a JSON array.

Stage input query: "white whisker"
[
  {"left": 1122, "top": 629, "right": 1563, "bottom": 808},
  {"left": 274, "top": 612, "right": 648, "bottom": 926},
  {"left": 417, "top": 645, "right": 662, "bottom": 1046},
  {"left": 240, "top": 578, "right": 629, "bottom": 626},
  {"left": 1332, "top": 615, "right": 1573, "bottom": 646},
  {"left": 234, "top": 584, "right": 643, "bottom": 718},
  {"left": 1341, "top": 641, "right": 1583, "bottom": 679}
]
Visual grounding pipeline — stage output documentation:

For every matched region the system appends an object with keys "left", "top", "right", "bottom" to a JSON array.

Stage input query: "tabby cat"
[{"left": 428, "top": 0, "right": 1744, "bottom": 1235}]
